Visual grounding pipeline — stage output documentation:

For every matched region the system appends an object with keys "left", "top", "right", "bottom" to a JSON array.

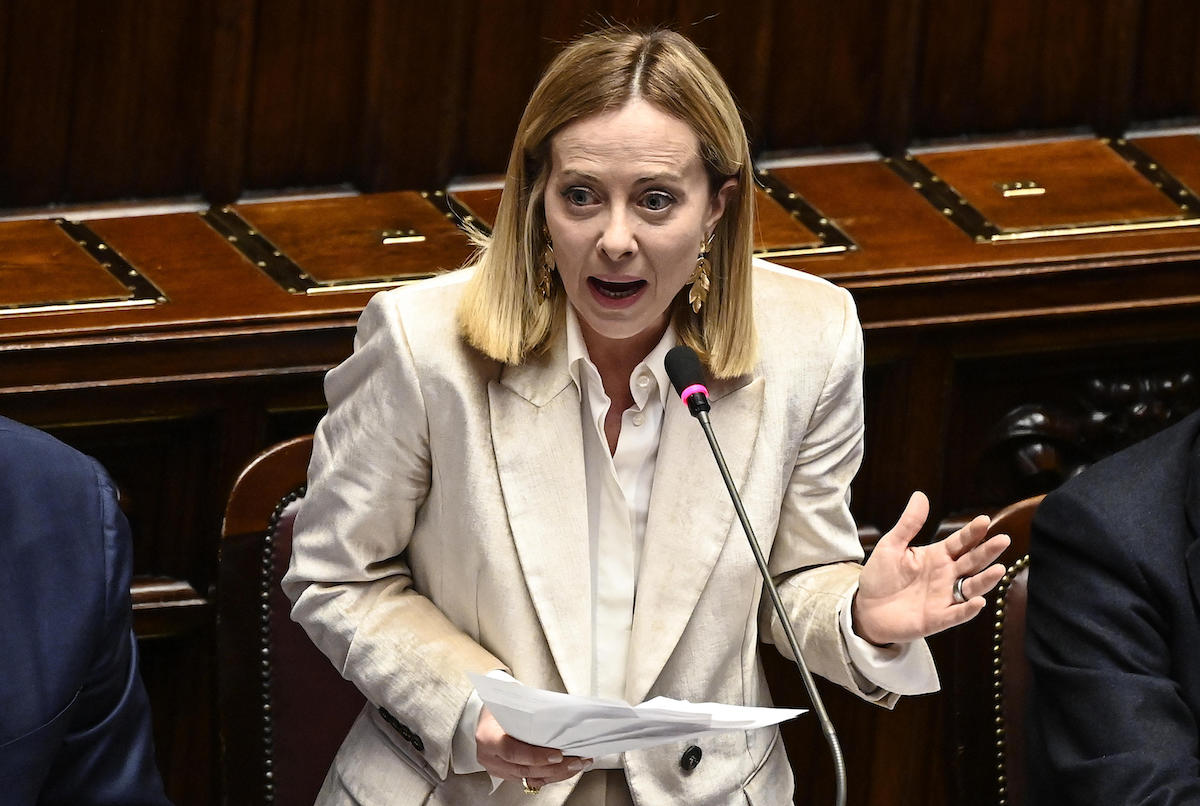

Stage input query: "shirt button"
[
  {"left": 632, "top": 413, "right": 645, "bottom": 427},
  {"left": 636, "top": 374, "right": 651, "bottom": 389}
]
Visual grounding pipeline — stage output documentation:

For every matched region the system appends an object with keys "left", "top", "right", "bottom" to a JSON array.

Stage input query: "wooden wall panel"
[
  {"left": 763, "top": 0, "right": 901, "bottom": 150},
  {"left": 1134, "top": 0, "right": 1200, "bottom": 122},
  {"left": 1, "top": 1, "right": 79, "bottom": 207},
  {"left": 915, "top": 0, "right": 1127, "bottom": 138},
  {"left": 2, "top": 0, "right": 1199, "bottom": 210},
  {"left": 244, "top": 0, "right": 368, "bottom": 189}
]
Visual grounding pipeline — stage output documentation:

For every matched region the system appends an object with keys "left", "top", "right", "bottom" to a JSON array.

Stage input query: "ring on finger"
[
  {"left": 952, "top": 576, "right": 968, "bottom": 604},
  {"left": 522, "top": 777, "right": 540, "bottom": 795}
]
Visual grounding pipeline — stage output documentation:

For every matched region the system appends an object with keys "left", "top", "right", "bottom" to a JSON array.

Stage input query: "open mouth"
[{"left": 588, "top": 277, "right": 647, "bottom": 299}]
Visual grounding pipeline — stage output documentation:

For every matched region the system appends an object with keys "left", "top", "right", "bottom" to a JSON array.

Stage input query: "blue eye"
[
  {"left": 642, "top": 191, "right": 674, "bottom": 212},
  {"left": 564, "top": 187, "right": 594, "bottom": 206}
]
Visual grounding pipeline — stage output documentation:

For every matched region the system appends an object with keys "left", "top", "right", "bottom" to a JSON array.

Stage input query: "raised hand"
[{"left": 851, "top": 492, "right": 1010, "bottom": 646}]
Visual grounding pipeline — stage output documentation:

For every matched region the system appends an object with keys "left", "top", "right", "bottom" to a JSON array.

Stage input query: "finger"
[
  {"left": 524, "top": 757, "right": 593, "bottom": 787},
  {"left": 942, "top": 514, "right": 992, "bottom": 559},
  {"left": 957, "top": 562, "right": 1007, "bottom": 600},
  {"left": 482, "top": 756, "right": 591, "bottom": 785},
  {"left": 953, "top": 533, "right": 1010, "bottom": 577},
  {"left": 876, "top": 491, "right": 930, "bottom": 552},
  {"left": 494, "top": 734, "right": 564, "bottom": 767},
  {"left": 929, "top": 595, "right": 989, "bottom": 634}
]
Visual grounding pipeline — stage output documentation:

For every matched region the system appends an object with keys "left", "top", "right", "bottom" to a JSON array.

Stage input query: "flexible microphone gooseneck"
[{"left": 664, "top": 345, "right": 847, "bottom": 806}]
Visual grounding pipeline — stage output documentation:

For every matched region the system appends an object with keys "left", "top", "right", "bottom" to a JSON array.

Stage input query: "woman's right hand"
[{"left": 476, "top": 707, "right": 592, "bottom": 788}]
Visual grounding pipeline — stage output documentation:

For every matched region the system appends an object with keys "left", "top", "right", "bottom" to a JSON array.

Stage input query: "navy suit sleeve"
[
  {"left": 34, "top": 461, "right": 171, "bottom": 806},
  {"left": 1027, "top": 486, "right": 1200, "bottom": 805}
]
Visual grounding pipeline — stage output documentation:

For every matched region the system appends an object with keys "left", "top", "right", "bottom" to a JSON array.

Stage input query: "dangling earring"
[
  {"left": 688, "top": 234, "right": 713, "bottom": 314},
  {"left": 537, "top": 235, "right": 555, "bottom": 304}
]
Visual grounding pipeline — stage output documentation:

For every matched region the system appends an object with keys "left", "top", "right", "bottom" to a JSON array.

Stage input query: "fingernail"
[
  {"left": 568, "top": 760, "right": 584, "bottom": 771},
  {"left": 548, "top": 753, "right": 563, "bottom": 763}
]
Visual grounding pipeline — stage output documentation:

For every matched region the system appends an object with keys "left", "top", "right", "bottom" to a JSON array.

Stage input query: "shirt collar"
[{"left": 565, "top": 305, "right": 676, "bottom": 410}]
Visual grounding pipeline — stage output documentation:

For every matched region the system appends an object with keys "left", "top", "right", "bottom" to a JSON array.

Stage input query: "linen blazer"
[
  {"left": 0, "top": 417, "right": 170, "bottom": 806},
  {"left": 284, "top": 261, "right": 928, "bottom": 805},
  {"left": 1027, "top": 408, "right": 1200, "bottom": 804}
]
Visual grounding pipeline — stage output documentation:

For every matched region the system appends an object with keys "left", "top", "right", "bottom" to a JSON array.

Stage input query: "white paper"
[{"left": 469, "top": 673, "right": 804, "bottom": 758}]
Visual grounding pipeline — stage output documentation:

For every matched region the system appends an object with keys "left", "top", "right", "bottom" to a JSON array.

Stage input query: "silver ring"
[
  {"left": 522, "top": 777, "right": 540, "bottom": 795},
  {"left": 952, "top": 576, "right": 967, "bottom": 604}
]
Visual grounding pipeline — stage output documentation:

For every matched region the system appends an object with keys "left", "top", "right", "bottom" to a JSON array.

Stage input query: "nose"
[{"left": 598, "top": 208, "right": 637, "bottom": 260}]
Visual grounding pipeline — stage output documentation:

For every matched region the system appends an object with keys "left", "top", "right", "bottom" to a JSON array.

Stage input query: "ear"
[{"left": 704, "top": 177, "right": 739, "bottom": 234}]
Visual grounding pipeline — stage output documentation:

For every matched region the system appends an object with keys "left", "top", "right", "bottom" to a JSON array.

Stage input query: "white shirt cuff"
[
  {"left": 838, "top": 583, "right": 940, "bottom": 696},
  {"left": 451, "top": 669, "right": 517, "bottom": 792}
]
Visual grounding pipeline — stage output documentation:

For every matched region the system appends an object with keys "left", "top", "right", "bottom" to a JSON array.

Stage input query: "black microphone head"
[
  {"left": 665, "top": 345, "right": 705, "bottom": 396},
  {"left": 665, "top": 345, "right": 710, "bottom": 416}
]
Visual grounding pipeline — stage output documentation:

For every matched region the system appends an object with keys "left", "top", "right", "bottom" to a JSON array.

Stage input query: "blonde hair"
[{"left": 457, "top": 27, "right": 757, "bottom": 378}]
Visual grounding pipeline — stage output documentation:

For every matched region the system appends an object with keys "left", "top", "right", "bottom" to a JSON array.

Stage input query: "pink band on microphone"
[{"left": 679, "top": 383, "right": 709, "bottom": 401}]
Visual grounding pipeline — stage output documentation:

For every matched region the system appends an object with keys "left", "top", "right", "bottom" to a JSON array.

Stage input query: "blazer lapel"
[
  {"left": 625, "top": 372, "right": 765, "bottom": 704},
  {"left": 489, "top": 336, "right": 594, "bottom": 696}
]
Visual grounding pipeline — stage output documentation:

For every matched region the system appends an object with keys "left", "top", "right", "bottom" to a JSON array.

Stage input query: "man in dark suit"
[
  {"left": 1027, "top": 407, "right": 1200, "bottom": 804},
  {"left": 0, "top": 416, "right": 170, "bottom": 805}
]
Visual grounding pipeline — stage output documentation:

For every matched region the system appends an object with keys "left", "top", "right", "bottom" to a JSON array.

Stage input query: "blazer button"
[{"left": 680, "top": 745, "right": 702, "bottom": 771}]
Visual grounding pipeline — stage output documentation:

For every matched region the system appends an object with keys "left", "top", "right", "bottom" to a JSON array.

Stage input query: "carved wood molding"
[{"left": 984, "top": 369, "right": 1199, "bottom": 496}]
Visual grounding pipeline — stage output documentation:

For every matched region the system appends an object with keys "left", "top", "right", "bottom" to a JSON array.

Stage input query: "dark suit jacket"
[
  {"left": 0, "top": 417, "right": 170, "bottom": 805},
  {"left": 1027, "top": 407, "right": 1200, "bottom": 805}
]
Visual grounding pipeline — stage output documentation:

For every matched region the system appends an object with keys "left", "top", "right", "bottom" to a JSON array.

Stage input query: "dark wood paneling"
[
  {"left": 357, "top": 0, "right": 474, "bottom": 190},
  {"left": 1134, "top": 0, "right": 1200, "bottom": 122},
  {"left": 67, "top": 0, "right": 214, "bottom": 201},
  {"left": 764, "top": 0, "right": 899, "bottom": 149},
  {"left": 1, "top": 1, "right": 78, "bottom": 207},
  {"left": 203, "top": 0, "right": 257, "bottom": 204},
  {"left": 3, "top": 1, "right": 1199, "bottom": 209},
  {"left": 244, "top": 0, "right": 369, "bottom": 189}
]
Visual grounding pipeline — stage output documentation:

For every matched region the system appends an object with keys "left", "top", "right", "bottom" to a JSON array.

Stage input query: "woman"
[{"left": 283, "top": 27, "right": 1007, "bottom": 805}]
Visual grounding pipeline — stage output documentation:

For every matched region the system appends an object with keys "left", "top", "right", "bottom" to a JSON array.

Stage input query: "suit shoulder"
[
  {"left": 752, "top": 259, "right": 851, "bottom": 310},
  {"left": 0, "top": 416, "right": 96, "bottom": 487},
  {"left": 1039, "top": 410, "right": 1200, "bottom": 537}
]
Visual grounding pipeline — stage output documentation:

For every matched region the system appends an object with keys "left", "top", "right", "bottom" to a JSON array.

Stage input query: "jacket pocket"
[{"left": 741, "top": 728, "right": 792, "bottom": 806}]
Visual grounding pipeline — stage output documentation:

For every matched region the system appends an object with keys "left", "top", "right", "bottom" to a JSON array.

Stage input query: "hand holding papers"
[{"left": 469, "top": 673, "right": 805, "bottom": 758}]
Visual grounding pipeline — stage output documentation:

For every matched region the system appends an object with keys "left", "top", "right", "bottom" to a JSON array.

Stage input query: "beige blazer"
[{"left": 283, "top": 261, "right": 925, "bottom": 805}]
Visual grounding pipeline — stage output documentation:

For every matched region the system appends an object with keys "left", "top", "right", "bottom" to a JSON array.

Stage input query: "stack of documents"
[{"left": 469, "top": 673, "right": 805, "bottom": 758}]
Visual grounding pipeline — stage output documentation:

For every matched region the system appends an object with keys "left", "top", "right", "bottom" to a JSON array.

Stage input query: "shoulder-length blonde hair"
[{"left": 457, "top": 27, "right": 757, "bottom": 378}]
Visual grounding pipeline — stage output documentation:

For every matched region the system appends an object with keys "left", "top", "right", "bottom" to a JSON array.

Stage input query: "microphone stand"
[{"left": 693, "top": 408, "right": 848, "bottom": 806}]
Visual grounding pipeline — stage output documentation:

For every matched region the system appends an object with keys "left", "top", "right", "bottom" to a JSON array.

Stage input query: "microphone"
[{"left": 664, "top": 345, "right": 847, "bottom": 806}]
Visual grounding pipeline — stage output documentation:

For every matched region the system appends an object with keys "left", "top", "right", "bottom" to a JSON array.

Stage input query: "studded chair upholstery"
[
  {"left": 219, "top": 435, "right": 365, "bottom": 805},
  {"left": 949, "top": 494, "right": 1043, "bottom": 806}
]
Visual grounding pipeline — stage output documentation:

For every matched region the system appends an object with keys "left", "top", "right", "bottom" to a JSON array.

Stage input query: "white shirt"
[{"left": 452, "top": 309, "right": 936, "bottom": 774}]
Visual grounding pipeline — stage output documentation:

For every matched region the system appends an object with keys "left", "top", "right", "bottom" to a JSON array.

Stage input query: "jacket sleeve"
[
  {"left": 1027, "top": 485, "right": 1200, "bottom": 805},
  {"left": 38, "top": 461, "right": 171, "bottom": 806},
  {"left": 761, "top": 286, "right": 934, "bottom": 706},
  {"left": 282, "top": 291, "right": 503, "bottom": 780}
]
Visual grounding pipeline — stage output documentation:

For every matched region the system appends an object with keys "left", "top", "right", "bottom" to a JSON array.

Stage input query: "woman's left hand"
[{"left": 852, "top": 491, "right": 1010, "bottom": 646}]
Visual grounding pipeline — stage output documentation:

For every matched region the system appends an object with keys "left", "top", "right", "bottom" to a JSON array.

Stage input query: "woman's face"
[{"left": 543, "top": 99, "right": 733, "bottom": 356}]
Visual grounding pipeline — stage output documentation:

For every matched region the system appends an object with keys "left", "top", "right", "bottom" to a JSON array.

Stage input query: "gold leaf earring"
[
  {"left": 688, "top": 235, "right": 713, "bottom": 314},
  {"left": 537, "top": 236, "right": 555, "bottom": 304}
]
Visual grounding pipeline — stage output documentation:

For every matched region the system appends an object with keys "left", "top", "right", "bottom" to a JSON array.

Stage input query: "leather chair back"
[{"left": 219, "top": 436, "right": 365, "bottom": 805}]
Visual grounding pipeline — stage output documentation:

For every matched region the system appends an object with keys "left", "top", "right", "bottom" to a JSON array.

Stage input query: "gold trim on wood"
[
  {"left": 201, "top": 205, "right": 439, "bottom": 295},
  {"left": 1106, "top": 137, "right": 1200, "bottom": 214},
  {"left": 889, "top": 140, "right": 1200, "bottom": 243},
  {"left": 424, "top": 189, "right": 492, "bottom": 236},
  {"left": 0, "top": 220, "right": 166, "bottom": 316},
  {"left": 753, "top": 168, "right": 856, "bottom": 256}
]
